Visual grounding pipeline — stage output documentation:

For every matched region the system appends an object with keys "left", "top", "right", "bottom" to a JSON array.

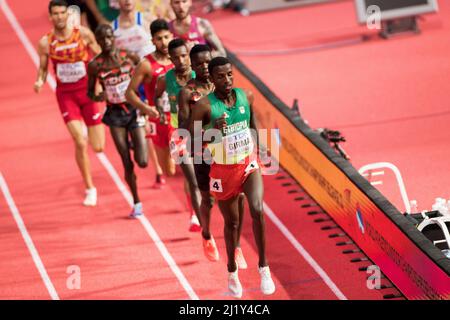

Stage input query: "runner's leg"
[
  {"left": 66, "top": 120, "right": 94, "bottom": 190},
  {"left": 180, "top": 162, "right": 202, "bottom": 222},
  {"left": 200, "top": 190, "right": 214, "bottom": 239},
  {"left": 155, "top": 146, "right": 176, "bottom": 177},
  {"left": 242, "top": 169, "right": 267, "bottom": 267},
  {"left": 130, "top": 126, "right": 148, "bottom": 169},
  {"left": 237, "top": 193, "right": 245, "bottom": 246},
  {"left": 217, "top": 195, "right": 240, "bottom": 272},
  {"left": 87, "top": 124, "right": 105, "bottom": 153},
  {"left": 110, "top": 126, "right": 139, "bottom": 204}
]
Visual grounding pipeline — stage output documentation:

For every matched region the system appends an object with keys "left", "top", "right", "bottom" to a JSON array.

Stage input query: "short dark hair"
[
  {"left": 189, "top": 44, "right": 211, "bottom": 61},
  {"left": 208, "top": 56, "right": 231, "bottom": 75},
  {"left": 48, "top": 0, "right": 68, "bottom": 13},
  {"left": 150, "top": 19, "right": 170, "bottom": 37},
  {"left": 94, "top": 24, "right": 112, "bottom": 40},
  {"left": 168, "top": 38, "right": 186, "bottom": 54}
]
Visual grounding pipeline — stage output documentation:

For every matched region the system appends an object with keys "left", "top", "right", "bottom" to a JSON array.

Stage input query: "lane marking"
[
  {"left": 3, "top": 0, "right": 348, "bottom": 300},
  {"left": 263, "top": 202, "right": 348, "bottom": 300},
  {"left": 1, "top": 0, "right": 198, "bottom": 300},
  {"left": 97, "top": 154, "right": 199, "bottom": 300},
  {"left": 0, "top": 173, "right": 60, "bottom": 300}
]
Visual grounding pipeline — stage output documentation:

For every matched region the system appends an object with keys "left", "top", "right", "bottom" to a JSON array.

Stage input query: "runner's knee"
[
  {"left": 165, "top": 163, "right": 176, "bottom": 176},
  {"left": 249, "top": 199, "right": 264, "bottom": 218},
  {"left": 201, "top": 194, "right": 214, "bottom": 210},
  {"left": 134, "top": 154, "right": 148, "bottom": 168},
  {"left": 225, "top": 219, "right": 239, "bottom": 231},
  {"left": 73, "top": 136, "right": 88, "bottom": 150},
  {"left": 90, "top": 140, "right": 104, "bottom": 153}
]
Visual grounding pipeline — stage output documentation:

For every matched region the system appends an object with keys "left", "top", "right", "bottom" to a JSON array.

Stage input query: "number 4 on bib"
[{"left": 210, "top": 178, "right": 223, "bottom": 192}]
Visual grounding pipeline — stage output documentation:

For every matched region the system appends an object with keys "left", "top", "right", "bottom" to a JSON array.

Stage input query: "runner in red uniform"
[
  {"left": 169, "top": 0, "right": 226, "bottom": 57},
  {"left": 87, "top": 24, "right": 148, "bottom": 218},
  {"left": 126, "top": 19, "right": 175, "bottom": 188},
  {"left": 34, "top": 0, "right": 105, "bottom": 206}
]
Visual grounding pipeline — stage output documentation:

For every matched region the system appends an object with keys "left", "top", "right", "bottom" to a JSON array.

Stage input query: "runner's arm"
[
  {"left": 34, "top": 36, "right": 49, "bottom": 93},
  {"left": 189, "top": 96, "right": 211, "bottom": 139},
  {"left": 154, "top": 75, "right": 169, "bottom": 124},
  {"left": 199, "top": 18, "right": 226, "bottom": 58},
  {"left": 125, "top": 59, "right": 159, "bottom": 117},
  {"left": 84, "top": 0, "right": 110, "bottom": 25},
  {"left": 126, "top": 50, "right": 141, "bottom": 66},
  {"left": 245, "top": 88, "right": 265, "bottom": 154},
  {"left": 247, "top": 89, "right": 259, "bottom": 140},
  {"left": 80, "top": 26, "right": 101, "bottom": 55},
  {"left": 177, "top": 87, "right": 191, "bottom": 130},
  {"left": 86, "top": 60, "right": 104, "bottom": 102}
]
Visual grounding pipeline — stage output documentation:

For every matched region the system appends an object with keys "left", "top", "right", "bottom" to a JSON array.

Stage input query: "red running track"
[
  {"left": 0, "top": 0, "right": 400, "bottom": 300},
  {"left": 206, "top": 0, "right": 450, "bottom": 214}
]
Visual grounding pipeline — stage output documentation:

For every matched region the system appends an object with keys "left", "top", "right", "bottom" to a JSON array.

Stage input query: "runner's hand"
[
  {"left": 159, "top": 112, "right": 168, "bottom": 125},
  {"left": 215, "top": 113, "right": 227, "bottom": 129},
  {"left": 145, "top": 105, "right": 160, "bottom": 119},
  {"left": 34, "top": 79, "right": 44, "bottom": 93}
]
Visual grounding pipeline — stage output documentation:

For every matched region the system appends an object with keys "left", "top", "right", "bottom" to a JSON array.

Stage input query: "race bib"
[
  {"left": 158, "top": 91, "right": 171, "bottom": 113},
  {"left": 169, "top": 132, "right": 187, "bottom": 163},
  {"left": 210, "top": 178, "right": 223, "bottom": 193},
  {"left": 56, "top": 61, "right": 86, "bottom": 83},
  {"left": 105, "top": 79, "right": 130, "bottom": 104},
  {"left": 223, "top": 128, "right": 254, "bottom": 160},
  {"left": 147, "top": 121, "right": 157, "bottom": 136}
]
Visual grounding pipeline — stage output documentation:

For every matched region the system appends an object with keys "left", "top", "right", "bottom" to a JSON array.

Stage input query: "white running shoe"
[
  {"left": 83, "top": 188, "right": 97, "bottom": 206},
  {"left": 258, "top": 266, "right": 275, "bottom": 295},
  {"left": 189, "top": 214, "right": 201, "bottom": 232},
  {"left": 228, "top": 269, "right": 243, "bottom": 299},
  {"left": 129, "top": 202, "right": 143, "bottom": 219}
]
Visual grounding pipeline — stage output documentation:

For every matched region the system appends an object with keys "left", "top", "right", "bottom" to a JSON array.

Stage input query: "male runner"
[
  {"left": 34, "top": 0, "right": 105, "bottom": 206},
  {"left": 169, "top": 0, "right": 226, "bottom": 57},
  {"left": 189, "top": 57, "right": 275, "bottom": 298},
  {"left": 87, "top": 24, "right": 149, "bottom": 218},
  {"left": 178, "top": 44, "right": 247, "bottom": 267},
  {"left": 125, "top": 19, "right": 175, "bottom": 188},
  {"left": 153, "top": 38, "right": 202, "bottom": 232},
  {"left": 112, "top": 0, "right": 155, "bottom": 58},
  {"left": 112, "top": 0, "right": 156, "bottom": 167}
]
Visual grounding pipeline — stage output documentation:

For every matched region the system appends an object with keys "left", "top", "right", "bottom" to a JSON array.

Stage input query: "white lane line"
[
  {"left": 1, "top": 0, "right": 198, "bottom": 300},
  {"left": 97, "top": 154, "right": 199, "bottom": 300},
  {"left": 263, "top": 202, "right": 348, "bottom": 300},
  {"left": 0, "top": 173, "right": 60, "bottom": 300}
]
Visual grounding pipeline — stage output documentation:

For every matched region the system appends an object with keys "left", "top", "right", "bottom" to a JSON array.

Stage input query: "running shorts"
[
  {"left": 209, "top": 157, "right": 260, "bottom": 201},
  {"left": 102, "top": 104, "right": 145, "bottom": 130},
  {"left": 56, "top": 88, "right": 103, "bottom": 126},
  {"left": 146, "top": 112, "right": 174, "bottom": 148},
  {"left": 194, "top": 160, "right": 211, "bottom": 192}
]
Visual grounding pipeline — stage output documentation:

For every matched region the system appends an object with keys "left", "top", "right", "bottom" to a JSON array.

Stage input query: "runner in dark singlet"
[{"left": 87, "top": 24, "right": 148, "bottom": 217}]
